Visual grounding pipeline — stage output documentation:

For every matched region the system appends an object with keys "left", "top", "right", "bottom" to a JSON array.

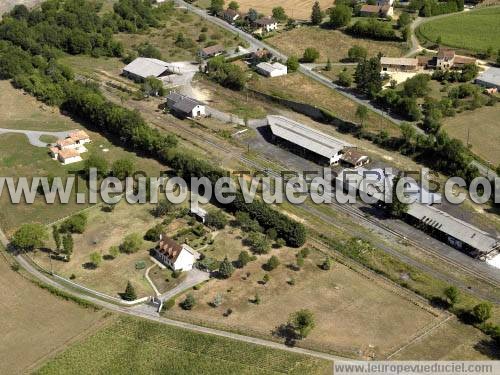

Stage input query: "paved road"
[
  {"left": 0, "top": 128, "right": 73, "bottom": 147},
  {"left": 173, "top": 0, "right": 403, "bottom": 126},
  {"left": 13, "top": 253, "right": 345, "bottom": 362}
]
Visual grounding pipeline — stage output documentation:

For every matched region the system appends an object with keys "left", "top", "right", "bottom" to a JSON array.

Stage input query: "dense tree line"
[
  {"left": 2, "top": 1, "right": 124, "bottom": 58},
  {"left": 0, "top": 0, "right": 306, "bottom": 248},
  {"left": 347, "top": 19, "right": 400, "bottom": 41},
  {"left": 409, "top": 0, "right": 464, "bottom": 17}
]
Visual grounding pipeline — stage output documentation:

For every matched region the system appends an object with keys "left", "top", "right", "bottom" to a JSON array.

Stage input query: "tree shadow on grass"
[{"left": 273, "top": 324, "right": 298, "bottom": 347}]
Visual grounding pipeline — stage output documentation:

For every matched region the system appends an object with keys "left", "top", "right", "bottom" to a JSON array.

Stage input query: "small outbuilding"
[
  {"left": 255, "top": 62, "right": 288, "bottom": 77},
  {"left": 381, "top": 57, "right": 419, "bottom": 72},
  {"left": 166, "top": 92, "right": 206, "bottom": 118}
]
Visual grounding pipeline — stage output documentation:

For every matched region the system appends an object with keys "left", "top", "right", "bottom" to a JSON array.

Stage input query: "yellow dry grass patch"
[
  {"left": 166, "top": 247, "right": 441, "bottom": 358},
  {"left": 31, "top": 202, "right": 162, "bottom": 298},
  {"left": 268, "top": 26, "right": 406, "bottom": 62},
  {"left": 233, "top": 0, "right": 333, "bottom": 20}
]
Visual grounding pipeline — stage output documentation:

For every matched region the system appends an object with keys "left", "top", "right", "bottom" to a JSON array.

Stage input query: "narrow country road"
[
  {"left": 12, "top": 253, "right": 345, "bottom": 362},
  {"left": 0, "top": 128, "right": 74, "bottom": 147},
  {"left": 173, "top": 0, "right": 403, "bottom": 126}
]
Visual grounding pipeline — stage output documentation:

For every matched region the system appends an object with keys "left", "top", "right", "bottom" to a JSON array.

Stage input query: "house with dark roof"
[
  {"left": 223, "top": 8, "right": 240, "bottom": 24},
  {"left": 254, "top": 17, "right": 278, "bottom": 33},
  {"left": 340, "top": 148, "right": 370, "bottom": 168},
  {"left": 166, "top": 92, "right": 206, "bottom": 118},
  {"left": 154, "top": 235, "right": 200, "bottom": 271},
  {"left": 360, "top": 4, "right": 393, "bottom": 18}
]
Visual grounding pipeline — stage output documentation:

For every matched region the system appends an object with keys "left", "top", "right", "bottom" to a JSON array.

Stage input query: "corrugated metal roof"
[
  {"left": 167, "top": 92, "right": 203, "bottom": 114},
  {"left": 256, "top": 62, "right": 287, "bottom": 74},
  {"left": 123, "top": 57, "right": 170, "bottom": 79},
  {"left": 268, "top": 115, "right": 352, "bottom": 160},
  {"left": 407, "top": 203, "right": 499, "bottom": 254},
  {"left": 476, "top": 67, "right": 500, "bottom": 87}
]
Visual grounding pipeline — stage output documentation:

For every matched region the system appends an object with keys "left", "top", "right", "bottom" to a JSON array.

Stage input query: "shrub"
[
  {"left": 122, "top": 281, "right": 137, "bottom": 301},
  {"left": 218, "top": 257, "right": 234, "bottom": 278},
  {"left": 205, "top": 210, "right": 228, "bottom": 229},
  {"left": 120, "top": 233, "right": 143, "bottom": 254},
  {"left": 286, "top": 56, "right": 300, "bottom": 72},
  {"left": 473, "top": 302, "right": 492, "bottom": 323},
  {"left": 302, "top": 47, "right": 320, "bottom": 63},
  {"left": 181, "top": 293, "right": 196, "bottom": 310},
  {"left": 60, "top": 213, "right": 87, "bottom": 234},
  {"left": 265, "top": 255, "right": 280, "bottom": 271},
  {"left": 144, "top": 224, "right": 164, "bottom": 242},
  {"left": 163, "top": 298, "right": 175, "bottom": 311}
]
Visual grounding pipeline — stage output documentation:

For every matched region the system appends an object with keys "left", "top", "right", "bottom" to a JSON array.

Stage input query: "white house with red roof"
[
  {"left": 49, "top": 130, "right": 91, "bottom": 165},
  {"left": 154, "top": 235, "right": 200, "bottom": 271}
]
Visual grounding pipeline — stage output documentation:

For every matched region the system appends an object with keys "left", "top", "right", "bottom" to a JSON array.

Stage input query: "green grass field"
[
  {"left": 35, "top": 316, "right": 331, "bottom": 374},
  {"left": 418, "top": 7, "right": 500, "bottom": 52}
]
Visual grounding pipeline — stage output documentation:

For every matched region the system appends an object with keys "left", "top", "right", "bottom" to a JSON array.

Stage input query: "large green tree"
[
  {"left": 209, "top": 0, "right": 225, "bottom": 15},
  {"left": 288, "top": 309, "right": 315, "bottom": 338},
  {"left": 329, "top": 4, "right": 351, "bottom": 29},
  {"left": 12, "top": 223, "right": 48, "bottom": 251},
  {"left": 122, "top": 281, "right": 137, "bottom": 301},
  {"left": 354, "top": 56, "right": 382, "bottom": 98},
  {"left": 310, "top": 1, "right": 322, "bottom": 25},
  {"left": 218, "top": 256, "right": 234, "bottom": 278}
]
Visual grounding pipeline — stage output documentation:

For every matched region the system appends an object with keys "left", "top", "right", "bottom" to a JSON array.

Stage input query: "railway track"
[{"left": 143, "top": 114, "right": 500, "bottom": 296}]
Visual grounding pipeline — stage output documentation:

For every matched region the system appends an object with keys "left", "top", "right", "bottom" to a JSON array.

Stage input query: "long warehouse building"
[
  {"left": 267, "top": 115, "right": 352, "bottom": 165},
  {"left": 335, "top": 168, "right": 499, "bottom": 259}
]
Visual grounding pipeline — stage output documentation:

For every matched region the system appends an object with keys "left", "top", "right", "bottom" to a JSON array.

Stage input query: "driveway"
[
  {"left": 160, "top": 268, "right": 209, "bottom": 302},
  {"left": 0, "top": 128, "right": 73, "bottom": 147}
]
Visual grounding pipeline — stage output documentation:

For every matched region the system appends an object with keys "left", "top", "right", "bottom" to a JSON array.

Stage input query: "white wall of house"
[
  {"left": 191, "top": 105, "right": 206, "bottom": 118},
  {"left": 60, "top": 155, "right": 82, "bottom": 165},
  {"left": 172, "top": 248, "right": 197, "bottom": 271}
]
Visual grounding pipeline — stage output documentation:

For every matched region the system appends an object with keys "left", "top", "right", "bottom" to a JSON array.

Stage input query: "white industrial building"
[
  {"left": 267, "top": 115, "right": 352, "bottom": 165},
  {"left": 475, "top": 67, "right": 500, "bottom": 91},
  {"left": 256, "top": 62, "right": 288, "bottom": 77},
  {"left": 122, "top": 57, "right": 172, "bottom": 81},
  {"left": 406, "top": 203, "right": 500, "bottom": 260}
]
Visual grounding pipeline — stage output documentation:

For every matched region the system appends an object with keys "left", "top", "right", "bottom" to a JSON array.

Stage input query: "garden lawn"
[{"left": 417, "top": 7, "right": 500, "bottom": 53}]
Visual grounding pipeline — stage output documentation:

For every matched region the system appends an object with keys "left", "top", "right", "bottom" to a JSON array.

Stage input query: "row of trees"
[{"left": 409, "top": 0, "right": 464, "bottom": 17}]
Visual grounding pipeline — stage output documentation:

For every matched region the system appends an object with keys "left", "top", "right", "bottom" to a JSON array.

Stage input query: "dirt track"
[{"left": 0, "top": 0, "right": 41, "bottom": 16}]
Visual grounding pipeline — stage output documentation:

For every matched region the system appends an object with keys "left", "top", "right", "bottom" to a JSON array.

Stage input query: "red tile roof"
[{"left": 157, "top": 236, "right": 183, "bottom": 263}]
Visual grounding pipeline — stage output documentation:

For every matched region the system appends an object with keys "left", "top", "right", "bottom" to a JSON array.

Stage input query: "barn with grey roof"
[
  {"left": 267, "top": 115, "right": 352, "bottom": 165},
  {"left": 122, "top": 57, "right": 172, "bottom": 81},
  {"left": 166, "top": 92, "right": 206, "bottom": 118},
  {"left": 475, "top": 67, "right": 500, "bottom": 90}
]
